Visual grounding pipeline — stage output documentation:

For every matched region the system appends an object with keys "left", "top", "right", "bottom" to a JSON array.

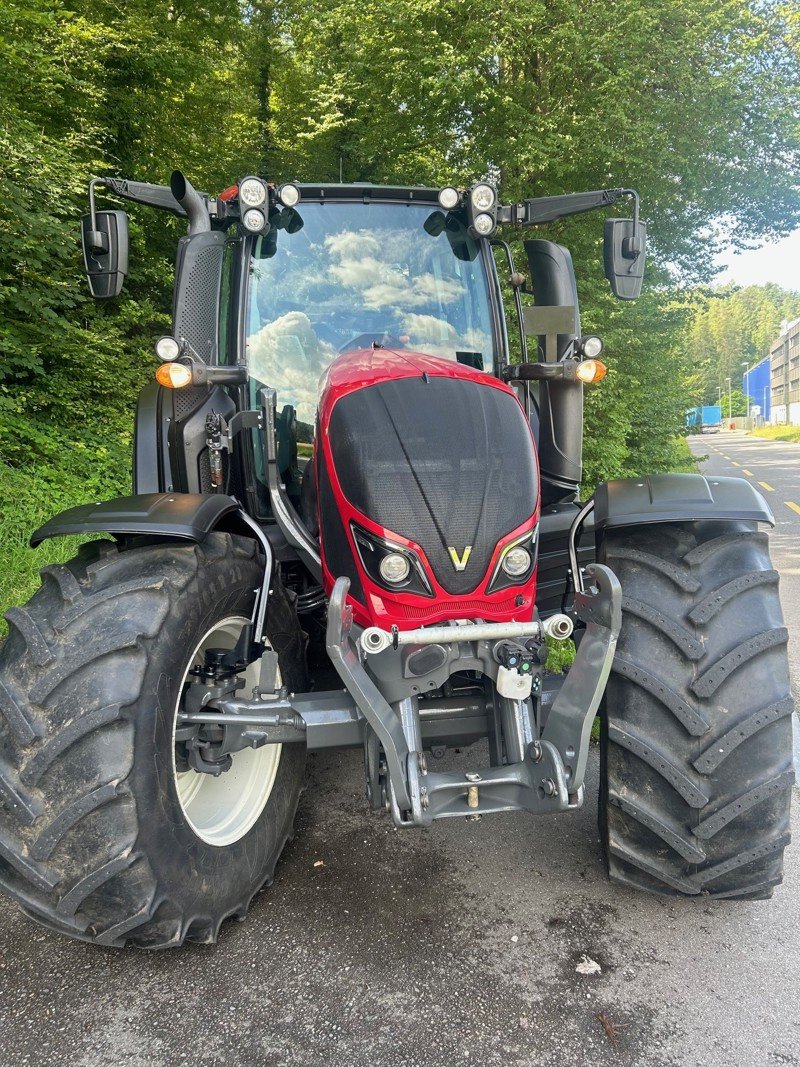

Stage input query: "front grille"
[{"left": 391, "top": 593, "right": 524, "bottom": 621}]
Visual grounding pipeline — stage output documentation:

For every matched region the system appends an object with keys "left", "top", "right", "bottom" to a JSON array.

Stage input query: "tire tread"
[{"left": 600, "top": 522, "right": 793, "bottom": 900}]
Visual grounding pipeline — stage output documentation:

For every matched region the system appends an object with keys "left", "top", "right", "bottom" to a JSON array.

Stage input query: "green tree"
[{"left": 683, "top": 284, "right": 800, "bottom": 404}]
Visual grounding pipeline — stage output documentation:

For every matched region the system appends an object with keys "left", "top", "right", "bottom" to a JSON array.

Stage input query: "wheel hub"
[{"left": 172, "top": 617, "right": 282, "bottom": 847}]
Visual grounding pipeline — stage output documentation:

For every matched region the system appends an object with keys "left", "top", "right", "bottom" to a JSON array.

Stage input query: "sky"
[{"left": 713, "top": 226, "right": 800, "bottom": 289}]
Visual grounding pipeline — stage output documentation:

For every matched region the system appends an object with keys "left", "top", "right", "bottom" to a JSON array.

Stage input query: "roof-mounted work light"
[
  {"left": 277, "top": 183, "right": 301, "bottom": 208},
  {"left": 438, "top": 186, "right": 460, "bottom": 210},
  {"left": 242, "top": 208, "right": 268, "bottom": 233},
  {"left": 238, "top": 176, "right": 267, "bottom": 208},
  {"left": 467, "top": 182, "right": 497, "bottom": 238}
]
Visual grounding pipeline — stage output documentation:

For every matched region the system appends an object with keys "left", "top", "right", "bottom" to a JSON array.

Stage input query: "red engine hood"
[
  {"left": 314, "top": 348, "right": 540, "bottom": 630},
  {"left": 318, "top": 347, "right": 512, "bottom": 407}
]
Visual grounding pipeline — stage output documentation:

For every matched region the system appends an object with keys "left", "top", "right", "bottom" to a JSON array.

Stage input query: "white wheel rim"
[{"left": 172, "top": 617, "right": 282, "bottom": 847}]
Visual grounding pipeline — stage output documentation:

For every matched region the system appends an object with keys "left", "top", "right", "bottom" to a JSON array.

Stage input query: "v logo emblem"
[{"left": 447, "top": 545, "right": 472, "bottom": 571}]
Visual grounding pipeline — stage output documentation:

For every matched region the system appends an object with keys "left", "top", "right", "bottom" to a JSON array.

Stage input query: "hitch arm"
[
  {"left": 326, "top": 577, "right": 412, "bottom": 811},
  {"left": 541, "top": 563, "right": 621, "bottom": 794}
]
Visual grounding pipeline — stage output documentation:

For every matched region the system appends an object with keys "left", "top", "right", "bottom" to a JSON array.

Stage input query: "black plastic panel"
[
  {"left": 173, "top": 231, "right": 226, "bottom": 364},
  {"left": 594, "top": 474, "right": 774, "bottom": 529},
  {"left": 535, "top": 503, "right": 595, "bottom": 617},
  {"left": 31, "top": 494, "right": 242, "bottom": 546},
  {"left": 317, "top": 454, "right": 365, "bottom": 603},
  {"left": 133, "top": 380, "right": 165, "bottom": 494},
  {"left": 523, "top": 240, "right": 584, "bottom": 506}
]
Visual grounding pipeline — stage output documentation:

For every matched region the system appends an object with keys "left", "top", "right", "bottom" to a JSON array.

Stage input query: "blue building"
[{"left": 743, "top": 356, "right": 771, "bottom": 421}]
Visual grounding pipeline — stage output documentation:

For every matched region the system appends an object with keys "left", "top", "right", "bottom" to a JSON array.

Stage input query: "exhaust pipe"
[{"left": 170, "top": 170, "right": 210, "bottom": 235}]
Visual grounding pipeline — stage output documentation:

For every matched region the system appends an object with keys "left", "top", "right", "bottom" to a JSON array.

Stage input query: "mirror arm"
[
  {"left": 85, "top": 179, "right": 108, "bottom": 254},
  {"left": 497, "top": 187, "right": 641, "bottom": 228},
  {"left": 620, "top": 189, "right": 643, "bottom": 259}
]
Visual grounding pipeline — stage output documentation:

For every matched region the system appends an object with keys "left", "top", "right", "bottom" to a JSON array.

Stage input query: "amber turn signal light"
[
  {"left": 156, "top": 362, "right": 193, "bottom": 388},
  {"left": 575, "top": 359, "right": 607, "bottom": 384}
]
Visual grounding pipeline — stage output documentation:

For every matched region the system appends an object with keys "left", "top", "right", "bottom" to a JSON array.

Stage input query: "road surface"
[{"left": 0, "top": 431, "right": 797, "bottom": 1067}]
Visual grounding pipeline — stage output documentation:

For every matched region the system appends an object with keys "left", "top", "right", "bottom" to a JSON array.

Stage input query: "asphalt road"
[{"left": 0, "top": 431, "right": 798, "bottom": 1067}]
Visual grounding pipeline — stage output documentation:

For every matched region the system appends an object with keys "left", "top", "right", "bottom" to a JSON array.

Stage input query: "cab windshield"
[{"left": 246, "top": 201, "right": 495, "bottom": 431}]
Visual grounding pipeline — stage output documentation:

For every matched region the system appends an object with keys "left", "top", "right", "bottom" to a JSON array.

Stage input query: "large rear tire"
[
  {"left": 0, "top": 533, "right": 306, "bottom": 947},
  {"left": 598, "top": 522, "right": 794, "bottom": 898}
]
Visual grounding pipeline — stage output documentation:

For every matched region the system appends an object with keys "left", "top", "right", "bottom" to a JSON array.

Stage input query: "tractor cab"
[{"left": 243, "top": 192, "right": 497, "bottom": 519}]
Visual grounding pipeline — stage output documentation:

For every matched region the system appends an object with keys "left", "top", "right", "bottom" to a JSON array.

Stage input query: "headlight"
[
  {"left": 278, "top": 183, "right": 301, "bottom": 207},
  {"left": 155, "top": 335, "right": 181, "bottom": 362},
  {"left": 351, "top": 524, "right": 433, "bottom": 597},
  {"left": 438, "top": 186, "right": 460, "bottom": 210},
  {"left": 472, "top": 212, "right": 495, "bottom": 236},
  {"left": 470, "top": 183, "right": 496, "bottom": 211},
  {"left": 581, "top": 335, "right": 604, "bottom": 359},
  {"left": 379, "top": 553, "right": 411, "bottom": 584},
  {"left": 502, "top": 546, "right": 532, "bottom": 577},
  {"left": 242, "top": 208, "right": 267, "bottom": 233},
  {"left": 238, "top": 177, "right": 267, "bottom": 208}
]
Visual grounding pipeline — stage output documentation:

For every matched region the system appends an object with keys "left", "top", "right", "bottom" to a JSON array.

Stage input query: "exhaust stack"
[{"left": 170, "top": 170, "right": 210, "bottom": 235}]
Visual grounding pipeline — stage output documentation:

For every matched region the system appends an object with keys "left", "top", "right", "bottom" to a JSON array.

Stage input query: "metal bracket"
[
  {"left": 326, "top": 577, "right": 412, "bottom": 811},
  {"left": 541, "top": 563, "right": 621, "bottom": 793},
  {"left": 390, "top": 740, "right": 570, "bottom": 825},
  {"left": 260, "top": 387, "right": 322, "bottom": 581},
  {"left": 225, "top": 409, "right": 263, "bottom": 450}
]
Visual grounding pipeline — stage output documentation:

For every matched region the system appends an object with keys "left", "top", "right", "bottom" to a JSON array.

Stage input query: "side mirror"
[
  {"left": 604, "top": 218, "right": 646, "bottom": 300},
  {"left": 81, "top": 209, "right": 129, "bottom": 298}
]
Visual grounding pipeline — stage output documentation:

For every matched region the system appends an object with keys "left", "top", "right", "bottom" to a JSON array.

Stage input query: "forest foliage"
[
  {"left": 1, "top": 0, "right": 799, "bottom": 613},
  {"left": 683, "top": 284, "right": 800, "bottom": 406}
]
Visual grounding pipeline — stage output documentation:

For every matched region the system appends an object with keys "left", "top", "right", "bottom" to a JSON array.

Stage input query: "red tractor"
[{"left": 0, "top": 173, "right": 792, "bottom": 947}]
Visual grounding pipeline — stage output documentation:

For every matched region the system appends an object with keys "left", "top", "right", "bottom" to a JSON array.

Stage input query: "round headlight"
[
  {"left": 581, "top": 335, "right": 604, "bottom": 359},
  {"left": 155, "top": 335, "right": 181, "bottom": 362},
  {"left": 238, "top": 177, "right": 267, "bottom": 208},
  {"left": 470, "top": 183, "right": 495, "bottom": 211},
  {"left": 242, "top": 208, "right": 266, "bottom": 233},
  {"left": 379, "top": 553, "right": 411, "bottom": 584},
  {"left": 278, "top": 183, "right": 301, "bottom": 207},
  {"left": 502, "top": 546, "right": 532, "bottom": 577},
  {"left": 438, "top": 186, "right": 460, "bottom": 210},
  {"left": 472, "top": 212, "right": 495, "bottom": 237}
]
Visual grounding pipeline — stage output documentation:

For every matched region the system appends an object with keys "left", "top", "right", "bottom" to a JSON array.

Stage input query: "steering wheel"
[{"left": 338, "top": 331, "right": 407, "bottom": 353}]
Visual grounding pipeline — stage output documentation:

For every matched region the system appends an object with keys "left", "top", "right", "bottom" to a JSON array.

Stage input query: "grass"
[
  {"left": 748, "top": 424, "right": 800, "bottom": 443},
  {"left": 672, "top": 434, "right": 701, "bottom": 471},
  {"left": 0, "top": 466, "right": 105, "bottom": 635}
]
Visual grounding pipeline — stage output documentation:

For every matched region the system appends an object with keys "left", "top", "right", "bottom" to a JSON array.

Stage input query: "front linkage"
[{"left": 176, "top": 564, "right": 621, "bottom": 828}]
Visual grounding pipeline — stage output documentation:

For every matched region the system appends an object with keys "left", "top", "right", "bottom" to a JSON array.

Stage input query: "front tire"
[
  {"left": 0, "top": 533, "right": 306, "bottom": 947},
  {"left": 598, "top": 522, "right": 794, "bottom": 899}
]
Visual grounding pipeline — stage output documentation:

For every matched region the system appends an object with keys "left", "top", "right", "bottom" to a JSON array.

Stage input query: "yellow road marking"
[
  {"left": 742, "top": 468, "right": 754, "bottom": 476},
  {"left": 759, "top": 481, "right": 775, "bottom": 492},
  {"left": 732, "top": 461, "right": 741, "bottom": 467},
  {"left": 786, "top": 501, "right": 800, "bottom": 517}
]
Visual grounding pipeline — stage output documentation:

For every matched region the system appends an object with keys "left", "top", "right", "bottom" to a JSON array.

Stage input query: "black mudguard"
[
  {"left": 30, "top": 493, "right": 242, "bottom": 547},
  {"left": 594, "top": 473, "right": 774, "bottom": 530}
]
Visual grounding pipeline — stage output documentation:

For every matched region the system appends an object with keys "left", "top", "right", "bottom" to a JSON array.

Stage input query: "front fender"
[
  {"left": 593, "top": 473, "right": 774, "bottom": 531},
  {"left": 30, "top": 493, "right": 242, "bottom": 547}
]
